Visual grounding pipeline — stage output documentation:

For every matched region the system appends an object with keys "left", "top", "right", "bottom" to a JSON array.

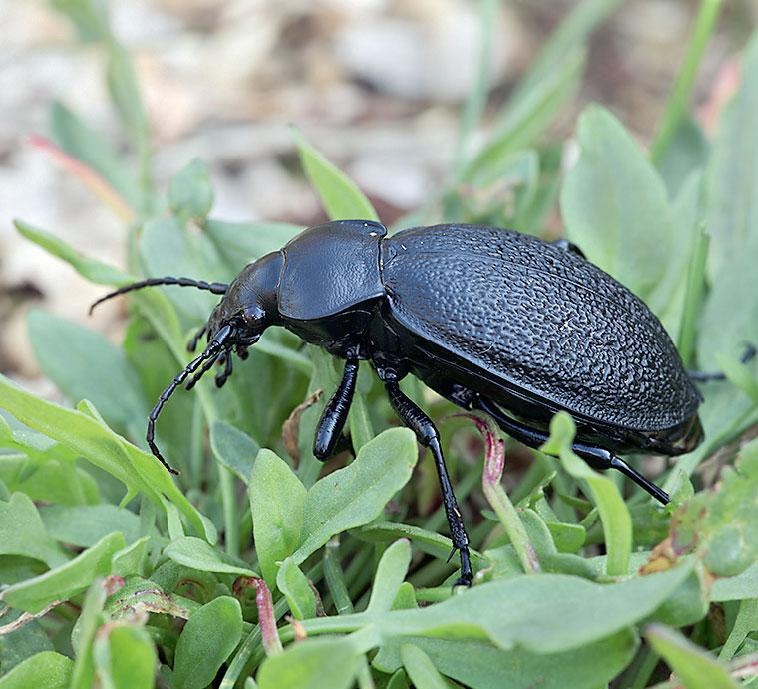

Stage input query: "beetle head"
[{"left": 204, "top": 250, "right": 283, "bottom": 349}]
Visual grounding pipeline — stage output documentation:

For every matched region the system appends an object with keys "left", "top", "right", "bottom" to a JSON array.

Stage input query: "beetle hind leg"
[
  {"left": 313, "top": 354, "right": 359, "bottom": 461},
  {"left": 473, "top": 396, "right": 670, "bottom": 505},
  {"left": 379, "top": 369, "right": 473, "bottom": 587}
]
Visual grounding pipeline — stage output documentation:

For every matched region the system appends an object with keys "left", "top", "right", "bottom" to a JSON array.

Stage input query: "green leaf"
[
  {"left": 373, "top": 629, "right": 637, "bottom": 689},
  {"left": 667, "top": 437, "right": 758, "bottom": 578},
  {"left": 39, "top": 504, "right": 141, "bottom": 547},
  {"left": 0, "top": 493, "right": 69, "bottom": 567},
  {"left": 367, "top": 539, "right": 412, "bottom": 613},
  {"left": 561, "top": 105, "right": 683, "bottom": 308},
  {"left": 93, "top": 625, "right": 157, "bottom": 689},
  {"left": 293, "top": 428, "right": 418, "bottom": 563},
  {"left": 173, "top": 597, "right": 243, "bottom": 689},
  {"left": 705, "top": 33, "right": 758, "bottom": 281},
  {"left": 69, "top": 578, "right": 106, "bottom": 687},
  {"left": 0, "top": 618, "right": 53, "bottom": 675},
  {"left": 112, "top": 536, "right": 150, "bottom": 577},
  {"left": 257, "top": 638, "right": 359, "bottom": 689},
  {"left": 305, "top": 564, "right": 691, "bottom": 656},
  {"left": 204, "top": 220, "right": 302, "bottom": 276},
  {"left": 646, "top": 624, "right": 739, "bottom": 689},
  {"left": 164, "top": 537, "right": 257, "bottom": 577},
  {"left": 276, "top": 557, "right": 318, "bottom": 620},
  {"left": 698, "top": 246, "right": 758, "bottom": 369},
  {"left": 0, "top": 373, "right": 213, "bottom": 541},
  {"left": 50, "top": 0, "right": 109, "bottom": 41},
  {"left": 15, "top": 220, "right": 131, "bottom": 286},
  {"left": 28, "top": 309, "right": 148, "bottom": 436},
  {"left": 210, "top": 421, "right": 260, "bottom": 484},
  {"left": 656, "top": 117, "right": 709, "bottom": 195},
  {"left": 249, "top": 449, "right": 307, "bottom": 586},
  {"left": 712, "top": 562, "right": 758, "bottom": 601},
  {"left": 357, "top": 522, "right": 478, "bottom": 563},
  {"left": 1, "top": 532, "right": 125, "bottom": 613},
  {"left": 463, "top": 50, "right": 585, "bottom": 184},
  {"left": 400, "top": 645, "right": 452, "bottom": 689},
  {"left": 0, "top": 651, "right": 73, "bottom": 689},
  {"left": 105, "top": 43, "right": 149, "bottom": 162},
  {"left": 540, "top": 412, "right": 632, "bottom": 576},
  {"left": 50, "top": 101, "right": 140, "bottom": 209},
  {"left": 292, "top": 129, "right": 379, "bottom": 222},
  {"left": 169, "top": 158, "right": 214, "bottom": 220}
]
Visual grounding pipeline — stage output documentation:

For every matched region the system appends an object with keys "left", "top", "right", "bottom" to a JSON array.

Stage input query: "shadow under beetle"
[{"left": 92, "top": 221, "right": 710, "bottom": 587}]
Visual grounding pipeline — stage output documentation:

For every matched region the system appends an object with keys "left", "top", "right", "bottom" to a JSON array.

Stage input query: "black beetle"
[{"left": 92, "top": 221, "right": 708, "bottom": 586}]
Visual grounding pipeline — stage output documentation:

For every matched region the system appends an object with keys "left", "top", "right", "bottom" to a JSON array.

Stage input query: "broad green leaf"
[
  {"left": 210, "top": 420, "right": 260, "bottom": 484},
  {"left": 173, "top": 597, "right": 243, "bottom": 689},
  {"left": 666, "top": 438, "right": 758, "bottom": 578},
  {"left": 712, "top": 562, "right": 758, "bottom": 602},
  {"left": 698, "top": 246, "right": 758, "bottom": 369},
  {"left": 292, "top": 129, "right": 379, "bottom": 222},
  {"left": 303, "top": 564, "right": 691, "bottom": 655},
  {"left": 39, "top": 504, "right": 141, "bottom": 548},
  {"left": 400, "top": 645, "right": 451, "bottom": 689},
  {"left": 257, "top": 638, "right": 359, "bottom": 689},
  {"left": 169, "top": 158, "right": 214, "bottom": 220},
  {"left": 0, "top": 618, "right": 53, "bottom": 675},
  {"left": 650, "top": 567, "right": 709, "bottom": 627},
  {"left": 367, "top": 539, "right": 412, "bottom": 613},
  {"left": 373, "top": 629, "right": 636, "bottom": 689},
  {"left": 93, "top": 625, "right": 156, "bottom": 689},
  {"left": 647, "top": 624, "right": 739, "bottom": 689},
  {"left": 293, "top": 428, "right": 418, "bottom": 563},
  {"left": 139, "top": 216, "right": 219, "bottom": 322},
  {"left": 0, "top": 493, "right": 69, "bottom": 567},
  {"left": 540, "top": 413, "right": 632, "bottom": 576},
  {"left": 112, "top": 536, "right": 150, "bottom": 577},
  {"left": 705, "top": 33, "right": 758, "bottom": 281},
  {"left": 249, "top": 449, "right": 307, "bottom": 586},
  {"left": 0, "top": 651, "right": 73, "bottom": 689},
  {"left": 164, "top": 537, "right": 257, "bottom": 577},
  {"left": 15, "top": 220, "right": 130, "bottom": 286},
  {"left": 1, "top": 532, "right": 124, "bottom": 613},
  {"left": 50, "top": 101, "right": 140, "bottom": 209},
  {"left": 656, "top": 117, "right": 709, "bottom": 195},
  {"left": 276, "top": 557, "right": 317, "bottom": 620},
  {"left": 0, "top": 374, "right": 213, "bottom": 541},
  {"left": 720, "top": 599, "right": 758, "bottom": 661},
  {"left": 561, "top": 105, "right": 681, "bottom": 307},
  {"left": 204, "top": 220, "right": 302, "bottom": 276},
  {"left": 28, "top": 309, "right": 148, "bottom": 437}
]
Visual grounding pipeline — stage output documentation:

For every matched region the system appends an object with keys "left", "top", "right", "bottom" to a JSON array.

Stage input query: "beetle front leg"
[
  {"left": 313, "top": 355, "right": 359, "bottom": 461},
  {"left": 380, "top": 371, "right": 473, "bottom": 587}
]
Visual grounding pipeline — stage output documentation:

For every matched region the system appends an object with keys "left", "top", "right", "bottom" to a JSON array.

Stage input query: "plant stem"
[{"left": 650, "top": 0, "right": 723, "bottom": 163}]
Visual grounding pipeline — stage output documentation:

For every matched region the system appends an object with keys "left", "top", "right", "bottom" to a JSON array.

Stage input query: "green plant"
[{"left": 1, "top": 2, "right": 757, "bottom": 688}]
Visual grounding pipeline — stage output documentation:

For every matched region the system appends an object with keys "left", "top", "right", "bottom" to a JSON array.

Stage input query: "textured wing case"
[{"left": 381, "top": 224, "right": 700, "bottom": 431}]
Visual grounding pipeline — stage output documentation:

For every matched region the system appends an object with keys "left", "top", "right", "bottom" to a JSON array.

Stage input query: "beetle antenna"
[
  {"left": 147, "top": 325, "right": 234, "bottom": 474},
  {"left": 185, "top": 350, "right": 224, "bottom": 390},
  {"left": 89, "top": 277, "right": 229, "bottom": 315}
]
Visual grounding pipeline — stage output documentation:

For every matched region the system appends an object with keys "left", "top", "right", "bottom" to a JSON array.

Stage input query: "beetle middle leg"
[{"left": 377, "top": 367, "right": 473, "bottom": 587}]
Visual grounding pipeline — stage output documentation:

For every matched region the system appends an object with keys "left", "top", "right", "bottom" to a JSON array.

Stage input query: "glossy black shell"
[{"left": 379, "top": 224, "right": 701, "bottom": 451}]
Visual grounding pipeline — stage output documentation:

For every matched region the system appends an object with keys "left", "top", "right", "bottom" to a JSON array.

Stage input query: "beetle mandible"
[{"left": 92, "top": 221, "right": 708, "bottom": 586}]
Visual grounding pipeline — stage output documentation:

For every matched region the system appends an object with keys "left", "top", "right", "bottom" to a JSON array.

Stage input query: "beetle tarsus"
[{"left": 688, "top": 342, "right": 757, "bottom": 382}]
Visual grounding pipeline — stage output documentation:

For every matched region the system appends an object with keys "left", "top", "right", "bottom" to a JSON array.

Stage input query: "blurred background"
[{"left": 1, "top": 0, "right": 756, "bottom": 392}]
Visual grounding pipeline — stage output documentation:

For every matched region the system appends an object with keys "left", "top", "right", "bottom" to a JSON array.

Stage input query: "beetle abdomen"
[{"left": 381, "top": 224, "right": 700, "bottom": 432}]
